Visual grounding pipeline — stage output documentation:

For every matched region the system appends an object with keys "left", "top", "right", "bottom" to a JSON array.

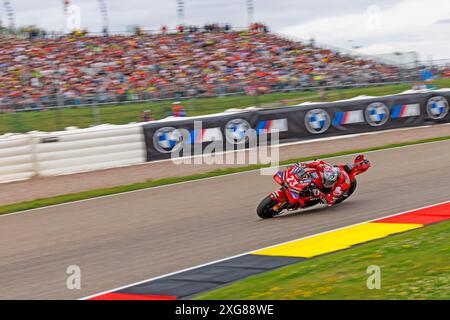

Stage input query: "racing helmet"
[{"left": 323, "top": 166, "right": 340, "bottom": 188}]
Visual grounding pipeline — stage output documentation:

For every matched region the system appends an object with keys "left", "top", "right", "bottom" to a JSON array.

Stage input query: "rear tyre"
[
  {"left": 257, "top": 196, "right": 279, "bottom": 219},
  {"left": 334, "top": 179, "right": 357, "bottom": 204}
]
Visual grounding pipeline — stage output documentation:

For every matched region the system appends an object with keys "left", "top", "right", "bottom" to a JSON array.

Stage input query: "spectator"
[
  {"left": 141, "top": 109, "right": 155, "bottom": 122},
  {"left": 176, "top": 25, "right": 185, "bottom": 33},
  {"left": 0, "top": 26, "right": 402, "bottom": 110},
  {"left": 172, "top": 102, "right": 186, "bottom": 117}
]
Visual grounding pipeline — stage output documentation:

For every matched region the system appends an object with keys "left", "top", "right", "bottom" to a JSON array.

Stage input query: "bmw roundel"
[
  {"left": 365, "top": 102, "right": 390, "bottom": 126},
  {"left": 426, "top": 96, "right": 449, "bottom": 120},
  {"left": 225, "top": 119, "right": 252, "bottom": 144},
  {"left": 153, "top": 127, "right": 184, "bottom": 153},
  {"left": 304, "top": 109, "right": 331, "bottom": 134}
]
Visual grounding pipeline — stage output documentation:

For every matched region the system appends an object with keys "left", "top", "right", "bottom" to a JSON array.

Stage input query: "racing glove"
[{"left": 312, "top": 188, "right": 334, "bottom": 206}]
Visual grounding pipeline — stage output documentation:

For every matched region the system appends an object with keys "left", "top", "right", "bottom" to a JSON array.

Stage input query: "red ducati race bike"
[{"left": 257, "top": 155, "right": 371, "bottom": 219}]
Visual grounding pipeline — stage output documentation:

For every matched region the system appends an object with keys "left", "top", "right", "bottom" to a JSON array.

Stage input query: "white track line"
[
  {"left": 81, "top": 199, "right": 450, "bottom": 300},
  {"left": 1, "top": 137, "right": 449, "bottom": 219}
]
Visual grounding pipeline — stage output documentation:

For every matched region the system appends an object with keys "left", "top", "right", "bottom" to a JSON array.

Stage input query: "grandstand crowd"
[{"left": 0, "top": 25, "right": 407, "bottom": 111}]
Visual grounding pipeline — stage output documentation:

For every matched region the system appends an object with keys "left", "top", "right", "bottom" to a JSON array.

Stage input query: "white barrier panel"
[
  {"left": 35, "top": 135, "right": 141, "bottom": 153},
  {"left": 0, "top": 124, "right": 147, "bottom": 183},
  {"left": 0, "top": 134, "right": 35, "bottom": 183},
  {"left": 34, "top": 124, "right": 147, "bottom": 177}
]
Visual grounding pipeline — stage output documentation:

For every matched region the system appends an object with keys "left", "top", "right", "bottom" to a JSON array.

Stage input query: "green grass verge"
[
  {"left": 2, "top": 78, "right": 450, "bottom": 134},
  {"left": 196, "top": 220, "right": 450, "bottom": 300},
  {"left": 1, "top": 135, "right": 449, "bottom": 216}
]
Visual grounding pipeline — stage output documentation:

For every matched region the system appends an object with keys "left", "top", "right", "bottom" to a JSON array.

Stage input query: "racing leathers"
[{"left": 292, "top": 160, "right": 351, "bottom": 206}]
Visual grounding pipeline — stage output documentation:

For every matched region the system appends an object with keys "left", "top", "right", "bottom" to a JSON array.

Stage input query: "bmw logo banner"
[
  {"left": 427, "top": 96, "right": 449, "bottom": 120},
  {"left": 142, "top": 92, "right": 450, "bottom": 162},
  {"left": 305, "top": 109, "right": 331, "bottom": 134},
  {"left": 365, "top": 102, "right": 390, "bottom": 127},
  {"left": 143, "top": 112, "right": 260, "bottom": 161}
]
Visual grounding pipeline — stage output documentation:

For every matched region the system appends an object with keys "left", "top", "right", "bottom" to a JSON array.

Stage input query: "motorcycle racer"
[
  {"left": 291, "top": 160, "right": 351, "bottom": 206},
  {"left": 257, "top": 154, "right": 370, "bottom": 219}
]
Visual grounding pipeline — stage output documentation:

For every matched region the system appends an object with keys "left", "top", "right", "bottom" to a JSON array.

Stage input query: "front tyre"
[
  {"left": 335, "top": 179, "right": 357, "bottom": 204},
  {"left": 257, "top": 196, "right": 279, "bottom": 219}
]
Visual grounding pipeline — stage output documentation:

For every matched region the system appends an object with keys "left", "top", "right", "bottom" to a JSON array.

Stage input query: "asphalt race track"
[{"left": 0, "top": 141, "right": 449, "bottom": 299}]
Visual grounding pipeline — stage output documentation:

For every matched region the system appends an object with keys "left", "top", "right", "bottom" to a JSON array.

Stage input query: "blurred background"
[{"left": 1, "top": 0, "right": 450, "bottom": 134}]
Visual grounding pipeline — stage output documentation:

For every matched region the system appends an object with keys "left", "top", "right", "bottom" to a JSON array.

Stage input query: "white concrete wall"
[
  {"left": 0, "top": 134, "right": 35, "bottom": 183},
  {"left": 0, "top": 124, "right": 147, "bottom": 183}
]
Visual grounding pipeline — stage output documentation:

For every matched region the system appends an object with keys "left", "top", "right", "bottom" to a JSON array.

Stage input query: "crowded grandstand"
[{"left": 0, "top": 24, "right": 406, "bottom": 111}]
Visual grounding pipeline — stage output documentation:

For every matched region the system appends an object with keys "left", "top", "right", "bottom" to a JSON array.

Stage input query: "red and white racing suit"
[{"left": 294, "top": 160, "right": 351, "bottom": 206}]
